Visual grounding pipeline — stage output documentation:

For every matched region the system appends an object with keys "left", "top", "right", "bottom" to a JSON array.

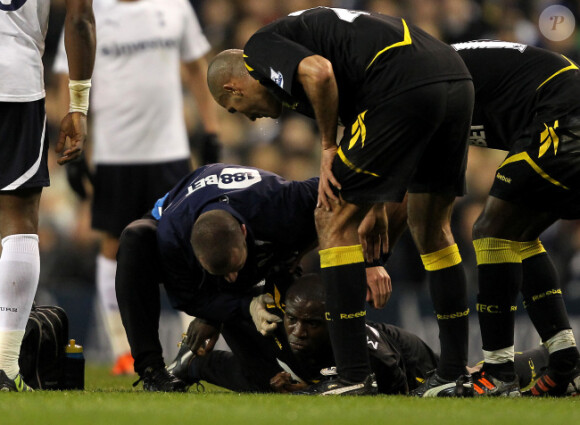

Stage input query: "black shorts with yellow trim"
[
  {"left": 489, "top": 113, "right": 580, "bottom": 220},
  {"left": 0, "top": 100, "right": 49, "bottom": 191},
  {"left": 332, "top": 80, "right": 473, "bottom": 203}
]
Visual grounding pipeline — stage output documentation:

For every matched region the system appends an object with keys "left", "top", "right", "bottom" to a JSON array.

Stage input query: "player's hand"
[
  {"left": 365, "top": 266, "right": 391, "bottom": 309},
  {"left": 65, "top": 153, "right": 93, "bottom": 200},
  {"left": 358, "top": 204, "right": 388, "bottom": 262},
  {"left": 56, "top": 112, "right": 87, "bottom": 165},
  {"left": 199, "top": 133, "right": 221, "bottom": 164},
  {"left": 249, "top": 294, "right": 282, "bottom": 336},
  {"left": 269, "top": 371, "right": 308, "bottom": 393},
  {"left": 184, "top": 318, "right": 221, "bottom": 356},
  {"left": 317, "top": 145, "right": 341, "bottom": 211}
]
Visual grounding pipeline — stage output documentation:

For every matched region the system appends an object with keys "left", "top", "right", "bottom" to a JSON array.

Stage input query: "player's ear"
[
  {"left": 223, "top": 83, "right": 242, "bottom": 96},
  {"left": 240, "top": 223, "right": 247, "bottom": 238}
]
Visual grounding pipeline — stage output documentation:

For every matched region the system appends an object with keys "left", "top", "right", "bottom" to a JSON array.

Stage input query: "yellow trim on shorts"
[
  {"left": 536, "top": 55, "right": 579, "bottom": 90},
  {"left": 519, "top": 240, "right": 547, "bottom": 261},
  {"left": 497, "top": 152, "right": 569, "bottom": 190},
  {"left": 337, "top": 146, "right": 380, "bottom": 177},
  {"left": 420, "top": 244, "right": 462, "bottom": 271},
  {"left": 319, "top": 245, "right": 364, "bottom": 268},
  {"left": 366, "top": 19, "right": 412, "bottom": 71},
  {"left": 349, "top": 110, "right": 368, "bottom": 150},
  {"left": 473, "top": 238, "right": 521, "bottom": 265}
]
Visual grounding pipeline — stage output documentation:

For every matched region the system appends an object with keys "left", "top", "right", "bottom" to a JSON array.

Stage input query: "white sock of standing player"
[
  {"left": 0, "top": 235, "right": 40, "bottom": 379},
  {"left": 96, "top": 254, "right": 131, "bottom": 360}
]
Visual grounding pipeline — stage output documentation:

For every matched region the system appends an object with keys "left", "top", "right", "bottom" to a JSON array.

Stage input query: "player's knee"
[
  {"left": 472, "top": 212, "right": 496, "bottom": 240},
  {"left": 314, "top": 207, "right": 350, "bottom": 247},
  {"left": 314, "top": 207, "right": 332, "bottom": 233},
  {"left": 407, "top": 215, "right": 432, "bottom": 245},
  {"left": 472, "top": 219, "right": 486, "bottom": 240},
  {"left": 0, "top": 188, "right": 42, "bottom": 235},
  {"left": 119, "top": 219, "right": 157, "bottom": 251},
  {"left": 409, "top": 218, "right": 454, "bottom": 253}
]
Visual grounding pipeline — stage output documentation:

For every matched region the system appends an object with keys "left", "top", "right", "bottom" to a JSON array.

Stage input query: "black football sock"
[
  {"left": 473, "top": 238, "right": 521, "bottom": 376},
  {"left": 421, "top": 244, "right": 469, "bottom": 380},
  {"left": 320, "top": 245, "right": 371, "bottom": 383},
  {"left": 521, "top": 243, "right": 572, "bottom": 341},
  {"left": 520, "top": 242, "right": 580, "bottom": 370},
  {"left": 549, "top": 347, "right": 580, "bottom": 373},
  {"left": 482, "top": 361, "right": 516, "bottom": 382}
]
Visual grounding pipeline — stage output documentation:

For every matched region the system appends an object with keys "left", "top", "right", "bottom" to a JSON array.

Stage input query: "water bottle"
[{"left": 64, "top": 339, "right": 85, "bottom": 390}]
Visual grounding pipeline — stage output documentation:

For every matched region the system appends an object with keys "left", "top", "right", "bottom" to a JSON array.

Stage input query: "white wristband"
[{"left": 69, "top": 79, "right": 92, "bottom": 115}]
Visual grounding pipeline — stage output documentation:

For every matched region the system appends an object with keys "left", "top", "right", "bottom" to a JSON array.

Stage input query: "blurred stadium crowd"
[{"left": 36, "top": 0, "right": 580, "bottom": 362}]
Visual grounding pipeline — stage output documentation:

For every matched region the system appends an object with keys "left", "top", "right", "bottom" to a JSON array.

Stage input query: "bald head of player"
[
  {"left": 207, "top": 49, "right": 283, "bottom": 121},
  {"left": 191, "top": 209, "right": 248, "bottom": 283}
]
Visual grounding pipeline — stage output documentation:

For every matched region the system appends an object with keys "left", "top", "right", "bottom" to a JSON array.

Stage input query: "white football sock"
[
  {"left": 544, "top": 329, "right": 577, "bottom": 354},
  {"left": 0, "top": 234, "right": 40, "bottom": 378},
  {"left": 96, "top": 254, "right": 130, "bottom": 358},
  {"left": 483, "top": 345, "right": 515, "bottom": 364}
]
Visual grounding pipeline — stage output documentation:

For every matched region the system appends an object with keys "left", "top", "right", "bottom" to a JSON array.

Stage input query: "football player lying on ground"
[
  {"left": 169, "top": 273, "right": 579, "bottom": 396},
  {"left": 115, "top": 164, "right": 390, "bottom": 391},
  {"left": 170, "top": 273, "right": 437, "bottom": 394}
]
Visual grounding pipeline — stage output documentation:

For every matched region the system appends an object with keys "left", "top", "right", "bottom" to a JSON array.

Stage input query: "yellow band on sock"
[
  {"left": 473, "top": 237, "right": 521, "bottom": 265},
  {"left": 519, "top": 240, "right": 547, "bottom": 260},
  {"left": 319, "top": 245, "right": 364, "bottom": 268},
  {"left": 420, "top": 244, "right": 462, "bottom": 271}
]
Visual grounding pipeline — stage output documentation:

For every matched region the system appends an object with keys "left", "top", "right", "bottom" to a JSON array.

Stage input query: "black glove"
[
  {"left": 199, "top": 133, "right": 221, "bottom": 164},
  {"left": 65, "top": 154, "right": 93, "bottom": 200}
]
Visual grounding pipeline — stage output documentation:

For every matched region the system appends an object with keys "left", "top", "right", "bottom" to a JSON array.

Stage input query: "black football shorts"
[
  {"left": 332, "top": 79, "right": 473, "bottom": 203},
  {"left": 92, "top": 159, "right": 191, "bottom": 237},
  {"left": 489, "top": 112, "right": 580, "bottom": 219},
  {"left": 0, "top": 100, "right": 49, "bottom": 190}
]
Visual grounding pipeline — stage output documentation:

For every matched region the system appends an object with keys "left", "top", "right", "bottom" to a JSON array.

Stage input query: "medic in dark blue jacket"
[{"left": 152, "top": 163, "right": 319, "bottom": 322}]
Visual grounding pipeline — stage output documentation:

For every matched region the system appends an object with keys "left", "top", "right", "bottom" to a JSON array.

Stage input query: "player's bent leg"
[
  {"left": 296, "top": 202, "right": 377, "bottom": 395},
  {"left": 115, "top": 218, "right": 187, "bottom": 392},
  {"left": 407, "top": 192, "right": 470, "bottom": 397},
  {"left": 470, "top": 197, "right": 527, "bottom": 396},
  {"left": 474, "top": 197, "right": 579, "bottom": 396},
  {"left": 0, "top": 189, "right": 41, "bottom": 391},
  {"left": 470, "top": 236, "right": 521, "bottom": 396},
  {"left": 519, "top": 239, "right": 580, "bottom": 396}
]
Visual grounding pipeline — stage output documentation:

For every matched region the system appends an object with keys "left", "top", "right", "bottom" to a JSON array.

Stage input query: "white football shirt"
[
  {"left": 0, "top": 0, "right": 51, "bottom": 101},
  {"left": 54, "top": 0, "right": 211, "bottom": 164}
]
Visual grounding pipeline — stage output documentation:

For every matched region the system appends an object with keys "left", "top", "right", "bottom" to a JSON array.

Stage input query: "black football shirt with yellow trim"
[
  {"left": 243, "top": 7, "right": 471, "bottom": 126},
  {"left": 454, "top": 40, "right": 580, "bottom": 150}
]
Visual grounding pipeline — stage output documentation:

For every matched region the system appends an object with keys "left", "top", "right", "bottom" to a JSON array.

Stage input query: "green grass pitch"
[{"left": 1, "top": 364, "right": 579, "bottom": 425}]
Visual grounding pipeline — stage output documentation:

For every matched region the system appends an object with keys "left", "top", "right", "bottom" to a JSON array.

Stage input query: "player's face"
[
  {"left": 284, "top": 297, "right": 330, "bottom": 359},
  {"left": 221, "top": 80, "right": 283, "bottom": 121}
]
